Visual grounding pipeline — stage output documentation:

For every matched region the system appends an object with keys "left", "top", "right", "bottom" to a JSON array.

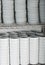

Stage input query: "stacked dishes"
[
  {"left": 2, "top": 0, "right": 14, "bottom": 25},
  {"left": 26, "top": 32, "right": 39, "bottom": 65},
  {"left": 40, "top": 0, "right": 45, "bottom": 24},
  {"left": 15, "top": 0, "right": 26, "bottom": 25},
  {"left": 0, "top": 33, "right": 9, "bottom": 65},
  {"left": 10, "top": 32, "right": 19, "bottom": 65},
  {"left": 28, "top": 0, "right": 39, "bottom": 24},
  {"left": 19, "top": 32, "right": 29, "bottom": 65},
  {"left": 30, "top": 35, "right": 39, "bottom": 64},
  {"left": 39, "top": 36, "right": 45, "bottom": 64},
  {"left": 33, "top": 32, "right": 45, "bottom": 65},
  {"left": 0, "top": 31, "right": 45, "bottom": 65}
]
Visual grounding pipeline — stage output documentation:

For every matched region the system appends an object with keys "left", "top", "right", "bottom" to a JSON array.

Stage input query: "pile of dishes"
[{"left": 0, "top": 0, "right": 45, "bottom": 25}]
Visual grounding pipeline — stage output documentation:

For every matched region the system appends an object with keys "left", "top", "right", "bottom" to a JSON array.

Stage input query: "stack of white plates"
[
  {"left": 15, "top": 0, "right": 26, "bottom": 25},
  {"left": 0, "top": 0, "right": 1, "bottom": 23},
  {"left": 40, "top": 0, "right": 45, "bottom": 24},
  {"left": 29, "top": 35, "right": 39, "bottom": 64},
  {"left": 10, "top": 33, "right": 19, "bottom": 65},
  {"left": 19, "top": 32, "right": 29, "bottom": 65},
  {"left": 28, "top": 0, "right": 39, "bottom": 24},
  {"left": 0, "top": 33, "right": 9, "bottom": 65},
  {"left": 39, "top": 36, "right": 45, "bottom": 64},
  {"left": 2, "top": 0, "right": 14, "bottom": 25}
]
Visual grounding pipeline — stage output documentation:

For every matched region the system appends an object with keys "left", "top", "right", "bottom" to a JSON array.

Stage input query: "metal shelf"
[{"left": 0, "top": 23, "right": 45, "bottom": 33}]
